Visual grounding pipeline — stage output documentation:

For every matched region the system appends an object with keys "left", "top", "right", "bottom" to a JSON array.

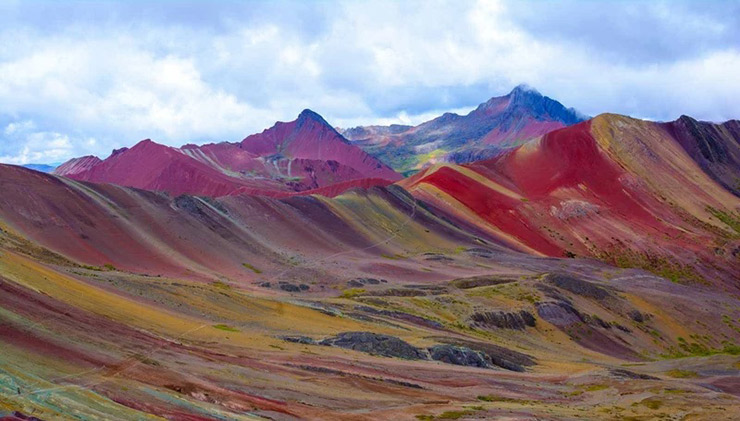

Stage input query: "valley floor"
[{"left": 1, "top": 243, "right": 739, "bottom": 420}]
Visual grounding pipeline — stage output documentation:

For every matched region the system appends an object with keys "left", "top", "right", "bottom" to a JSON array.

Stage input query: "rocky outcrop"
[
  {"left": 464, "top": 248, "right": 495, "bottom": 258},
  {"left": 319, "top": 332, "right": 426, "bottom": 360},
  {"left": 354, "top": 306, "right": 443, "bottom": 329},
  {"left": 280, "top": 335, "right": 317, "bottom": 345},
  {"left": 278, "top": 282, "right": 310, "bottom": 292},
  {"left": 537, "top": 301, "right": 642, "bottom": 361},
  {"left": 470, "top": 310, "right": 536, "bottom": 330},
  {"left": 318, "top": 331, "right": 535, "bottom": 371},
  {"left": 450, "top": 275, "right": 517, "bottom": 289},
  {"left": 433, "top": 338, "right": 536, "bottom": 372},
  {"left": 295, "top": 331, "right": 537, "bottom": 371},
  {"left": 609, "top": 369, "right": 659, "bottom": 380},
  {"left": 545, "top": 273, "right": 612, "bottom": 300},
  {"left": 628, "top": 310, "right": 645, "bottom": 323},
  {"left": 536, "top": 284, "right": 573, "bottom": 303},
  {"left": 364, "top": 285, "right": 447, "bottom": 297},
  {"left": 347, "top": 277, "right": 387, "bottom": 287},
  {"left": 536, "top": 301, "right": 583, "bottom": 326},
  {"left": 259, "top": 281, "right": 310, "bottom": 292},
  {"left": 428, "top": 345, "right": 489, "bottom": 368},
  {"left": 583, "top": 314, "right": 612, "bottom": 329},
  {"left": 549, "top": 199, "right": 600, "bottom": 220},
  {"left": 423, "top": 253, "right": 454, "bottom": 262}
]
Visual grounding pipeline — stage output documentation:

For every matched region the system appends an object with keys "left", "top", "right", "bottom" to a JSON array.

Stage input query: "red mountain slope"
[
  {"left": 238, "top": 109, "right": 401, "bottom": 180},
  {"left": 53, "top": 110, "right": 400, "bottom": 197},
  {"left": 52, "top": 155, "right": 102, "bottom": 176},
  {"left": 0, "top": 164, "right": 479, "bottom": 281},
  {"left": 55, "top": 139, "right": 278, "bottom": 196},
  {"left": 401, "top": 114, "right": 740, "bottom": 286}
]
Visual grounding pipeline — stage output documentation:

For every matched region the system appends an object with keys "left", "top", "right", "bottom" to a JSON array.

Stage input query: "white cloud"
[
  {"left": 0, "top": 124, "right": 73, "bottom": 165},
  {"left": 4, "top": 120, "right": 34, "bottom": 135}
]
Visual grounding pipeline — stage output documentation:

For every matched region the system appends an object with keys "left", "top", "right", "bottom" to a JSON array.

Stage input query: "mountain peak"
[
  {"left": 128, "top": 138, "right": 171, "bottom": 152},
  {"left": 503, "top": 86, "right": 586, "bottom": 125},
  {"left": 111, "top": 147, "right": 129, "bottom": 156},
  {"left": 297, "top": 109, "right": 329, "bottom": 126},
  {"left": 53, "top": 155, "right": 103, "bottom": 176},
  {"left": 677, "top": 114, "right": 697, "bottom": 124},
  {"left": 475, "top": 84, "right": 545, "bottom": 114},
  {"left": 134, "top": 138, "right": 156, "bottom": 147},
  {"left": 510, "top": 83, "right": 541, "bottom": 96}
]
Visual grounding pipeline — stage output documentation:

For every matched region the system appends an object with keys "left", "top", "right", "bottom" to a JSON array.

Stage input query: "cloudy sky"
[{"left": 1, "top": 0, "right": 739, "bottom": 165}]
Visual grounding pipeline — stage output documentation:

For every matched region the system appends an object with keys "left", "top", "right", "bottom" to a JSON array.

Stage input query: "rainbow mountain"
[{"left": 1, "top": 88, "right": 740, "bottom": 420}]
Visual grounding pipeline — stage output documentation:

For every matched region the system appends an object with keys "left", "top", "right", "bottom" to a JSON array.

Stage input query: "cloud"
[
  {"left": 0, "top": 119, "right": 74, "bottom": 164},
  {"left": 0, "top": 0, "right": 738, "bottom": 164}
]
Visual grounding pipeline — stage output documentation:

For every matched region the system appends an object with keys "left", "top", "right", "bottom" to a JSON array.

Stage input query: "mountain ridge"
[
  {"left": 54, "top": 110, "right": 401, "bottom": 197},
  {"left": 400, "top": 112, "right": 740, "bottom": 287},
  {"left": 341, "top": 85, "right": 587, "bottom": 173}
]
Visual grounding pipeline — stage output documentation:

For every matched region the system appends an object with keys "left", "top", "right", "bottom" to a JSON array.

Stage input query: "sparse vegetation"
[
  {"left": 437, "top": 410, "right": 475, "bottom": 420},
  {"left": 722, "top": 314, "right": 740, "bottom": 333},
  {"left": 213, "top": 324, "right": 239, "bottom": 332},
  {"left": 242, "top": 263, "right": 262, "bottom": 274},
  {"left": 661, "top": 339, "right": 740, "bottom": 359},
  {"left": 415, "top": 409, "right": 479, "bottom": 420},
  {"left": 477, "top": 395, "right": 530, "bottom": 404},
  {"left": 340, "top": 288, "right": 366, "bottom": 299},
  {"left": 211, "top": 280, "right": 231, "bottom": 290},
  {"left": 662, "top": 388, "right": 688, "bottom": 395},
  {"left": 639, "top": 398, "right": 663, "bottom": 410},
  {"left": 707, "top": 206, "right": 740, "bottom": 234},
  {"left": 596, "top": 246, "right": 707, "bottom": 285},
  {"left": 665, "top": 369, "right": 698, "bottom": 378}
]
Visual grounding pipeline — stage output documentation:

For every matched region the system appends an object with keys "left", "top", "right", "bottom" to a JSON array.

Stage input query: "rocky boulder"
[
  {"left": 470, "top": 310, "right": 536, "bottom": 330},
  {"left": 347, "top": 277, "right": 387, "bottom": 287},
  {"left": 536, "top": 301, "right": 583, "bottom": 326},
  {"left": 319, "top": 332, "right": 426, "bottom": 360},
  {"left": 545, "top": 273, "right": 612, "bottom": 300},
  {"left": 434, "top": 338, "right": 536, "bottom": 372},
  {"left": 428, "top": 345, "right": 489, "bottom": 368},
  {"left": 280, "top": 335, "right": 317, "bottom": 345}
]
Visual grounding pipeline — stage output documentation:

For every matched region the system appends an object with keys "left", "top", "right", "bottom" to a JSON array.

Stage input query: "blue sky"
[{"left": 1, "top": 0, "right": 739, "bottom": 164}]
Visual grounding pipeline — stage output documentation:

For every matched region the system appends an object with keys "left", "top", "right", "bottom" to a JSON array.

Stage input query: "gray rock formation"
[
  {"left": 470, "top": 310, "right": 536, "bottom": 330},
  {"left": 319, "top": 332, "right": 426, "bottom": 360},
  {"left": 428, "top": 345, "right": 489, "bottom": 368}
]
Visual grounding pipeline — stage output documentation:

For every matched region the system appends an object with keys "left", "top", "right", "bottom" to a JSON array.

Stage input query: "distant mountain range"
[
  {"left": 340, "top": 85, "right": 586, "bottom": 175},
  {"left": 53, "top": 109, "right": 400, "bottom": 197},
  {"left": 50, "top": 85, "right": 587, "bottom": 194},
  {"left": 42, "top": 85, "right": 740, "bottom": 206},
  {"left": 22, "top": 163, "right": 58, "bottom": 173}
]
